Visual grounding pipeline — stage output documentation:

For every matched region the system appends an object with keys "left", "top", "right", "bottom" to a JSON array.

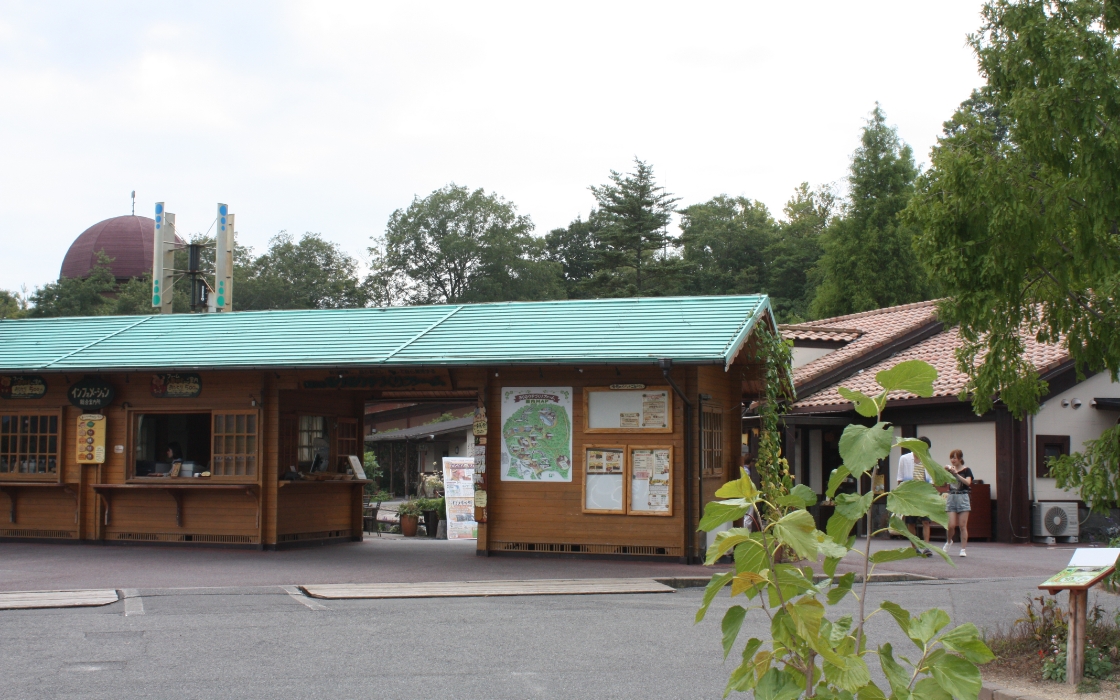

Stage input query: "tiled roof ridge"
[
  {"left": 801, "top": 299, "right": 941, "bottom": 328},
  {"left": 779, "top": 324, "right": 865, "bottom": 335}
]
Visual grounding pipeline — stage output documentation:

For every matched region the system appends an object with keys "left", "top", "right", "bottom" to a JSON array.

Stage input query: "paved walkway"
[{"left": 0, "top": 535, "right": 1095, "bottom": 592}]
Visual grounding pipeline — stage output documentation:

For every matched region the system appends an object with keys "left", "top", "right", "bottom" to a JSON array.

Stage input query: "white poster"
[
  {"left": 500, "top": 387, "right": 573, "bottom": 482},
  {"left": 442, "top": 457, "right": 476, "bottom": 539}
]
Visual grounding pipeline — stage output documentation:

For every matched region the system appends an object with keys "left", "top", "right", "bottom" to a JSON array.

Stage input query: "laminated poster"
[
  {"left": 630, "top": 448, "right": 671, "bottom": 513},
  {"left": 500, "top": 387, "right": 573, "bottom": 482},
  {"left": 442, "top": 457, "right": 476, "bottom": 539},
  {"left": 641, "top": 392, "right": 668, "bottom": 429},
  {"left": 585, "top": 447, "right": 625, "bottom": 511}
]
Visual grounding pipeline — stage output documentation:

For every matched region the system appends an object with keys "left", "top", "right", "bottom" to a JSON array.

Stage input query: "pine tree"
[{"left": 811, "top": 105, "right": 931, "bottom": 318}]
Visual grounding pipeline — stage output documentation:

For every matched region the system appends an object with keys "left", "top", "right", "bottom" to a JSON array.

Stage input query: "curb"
[
  {"left": 654, "top": 573, "right": 938, "bottom": 589},
  {"left": 980, "top": 684, "right": 1047, "bottom": 700}
]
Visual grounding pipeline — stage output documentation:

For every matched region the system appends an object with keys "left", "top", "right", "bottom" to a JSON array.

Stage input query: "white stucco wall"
[
  {"left": 1033, "top": 372, "right": 1120, "bottom": 501},
  {"left": 792, "top": 346, "right": 836, "bottom": 369},
  {"left": 914, "top": 422, "right": 998, "bottom": 497}
]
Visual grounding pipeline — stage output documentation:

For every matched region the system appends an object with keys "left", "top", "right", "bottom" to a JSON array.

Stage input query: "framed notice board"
[
  {"left": 584, "top": 387, "right": 672, "bottom": 433},
  {"left": 583, "top": 445, "right": 626, "bottom": 513},
  {"left": 629, "top": 445, "right": 673, "bottom": 516}
]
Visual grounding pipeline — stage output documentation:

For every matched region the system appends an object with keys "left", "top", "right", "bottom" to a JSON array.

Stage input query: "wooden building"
[{"left": 0, "top": 296, "right": 773, "bottom": 561}]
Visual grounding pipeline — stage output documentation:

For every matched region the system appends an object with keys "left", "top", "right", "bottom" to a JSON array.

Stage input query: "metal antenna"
[{"left": 131, "top": 191, "right": 136, "bottom": 216}]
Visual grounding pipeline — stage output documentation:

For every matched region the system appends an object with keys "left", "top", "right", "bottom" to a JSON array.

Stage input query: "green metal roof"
[{"left": 0, "top": 295, "right": 771, "bottom": 373}]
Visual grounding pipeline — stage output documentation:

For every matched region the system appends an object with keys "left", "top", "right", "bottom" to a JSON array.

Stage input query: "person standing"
[
  {"left": 897, "top": 436, "right": 934, "bottom": 557},
  {"left": 943, "top": 449, "right": 973, "bottom": 557}
]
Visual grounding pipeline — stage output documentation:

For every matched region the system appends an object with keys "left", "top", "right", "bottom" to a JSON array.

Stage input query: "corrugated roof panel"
[{"left": 0, "top": 295, "right": 770, "bottom": 372}]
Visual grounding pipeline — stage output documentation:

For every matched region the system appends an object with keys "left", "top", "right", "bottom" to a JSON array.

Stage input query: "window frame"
[
  {"left": 127, "top": 408, "right": 261, "bottom": 484},
  {"left": 1035, "top": 434, "right": 1071, "bottom": 478},
  {"left": 0, "top": 409, "right": 63, "bottom": 483},
  {"left": 700, "top": 407, "right": 725, "bottom": 478}
]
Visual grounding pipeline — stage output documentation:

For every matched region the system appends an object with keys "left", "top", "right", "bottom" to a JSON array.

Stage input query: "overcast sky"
[{"left": 0, "top": 1, "right": 987, "bottom": 293}]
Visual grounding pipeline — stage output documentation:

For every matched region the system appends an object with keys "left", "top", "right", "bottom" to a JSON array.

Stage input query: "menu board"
[
  {"left": 584, "top": 446, "right": 625, "bottom": 513},
  {"left": 586, "top": 388, "right": 672, "bottom": 432},
  {"left": 75, "top": 414, "right": 107, "bottom": 464},
  {"left": 442, "top": 457, "right": 477, "bottom": 539},
  {"left": 629, "top": 446, "right": 672, "bottom": 515}
]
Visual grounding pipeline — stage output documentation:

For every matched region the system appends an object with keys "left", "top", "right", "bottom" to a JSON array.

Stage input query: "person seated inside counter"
[{"left": 133, "top": 413, "right": 211, "bottom": 477}]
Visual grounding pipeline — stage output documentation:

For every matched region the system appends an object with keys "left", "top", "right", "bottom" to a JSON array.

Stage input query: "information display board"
[
  {"left": 583, "top": 446, "right": 626, "bottom": 513},
  {"left": 629, "top": 446, "right": 672, "bottom": 515},
  {"left": 442, "top": 457, "right": 477, "bottom": 539},
  {"left": 500, "top": 387, "right": 573, "bottom": 482},
  {"left": 585, "top": 388, "right": 672, "bottom": 433},
  {"left": 75, "top": 413, "right": 106, "bottom": 464}
]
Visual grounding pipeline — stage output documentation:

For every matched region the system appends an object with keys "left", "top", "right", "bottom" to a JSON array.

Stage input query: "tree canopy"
[
  {"left": 677, "top": 195, "right": 776, "bottom": 298},
  {"left": 237, "top": 232, "right": 366, "bottom": 310},
  {"left": 812, "top": 105, "right": 932, "bottom": 318},
  {"left": 907, "top": 0, "right": 1120, "bottom": 418}
]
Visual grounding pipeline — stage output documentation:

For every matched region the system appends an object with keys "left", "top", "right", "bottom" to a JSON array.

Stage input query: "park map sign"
[{"left": 500, "top": 387, "right": 573, "bottom": 482}]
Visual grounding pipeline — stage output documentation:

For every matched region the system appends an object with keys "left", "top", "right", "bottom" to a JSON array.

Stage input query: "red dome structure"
[{"left": 60, "top": 215, "right": 177, "bottom": 282}]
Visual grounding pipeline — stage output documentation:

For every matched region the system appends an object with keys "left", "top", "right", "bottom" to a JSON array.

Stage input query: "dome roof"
[{"left": 60, "top": 215, "right": 177, "bottom": 282}]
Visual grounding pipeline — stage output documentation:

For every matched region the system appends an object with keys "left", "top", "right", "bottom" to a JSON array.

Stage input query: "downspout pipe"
[{"left": 660, "top": 358, "right": 697, "bottom": 564}]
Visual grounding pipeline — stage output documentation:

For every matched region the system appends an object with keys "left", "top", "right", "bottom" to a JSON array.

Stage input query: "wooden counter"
[{"left": 92, "top": 483, "right": 259, "bottom": 527}]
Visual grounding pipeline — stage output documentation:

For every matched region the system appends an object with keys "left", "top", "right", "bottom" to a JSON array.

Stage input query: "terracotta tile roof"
[
  {"left": 780, "top": 325, "right": 863, "bottom": 342},
  {"left": 793, "top": 326, "right": 1072, "bottom": 411},
  {"left": 783, "top": 300, "right": 941, "bottom": 388}
]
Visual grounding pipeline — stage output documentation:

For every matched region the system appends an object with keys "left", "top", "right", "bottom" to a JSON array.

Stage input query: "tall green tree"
[
  {"left": 27, "top": 252, "right": 118, "bottom": 317},
  {"left": 375, "top": 184, "right": 562, "bottom": 305},
  {"left": 812, "top": 105, "right": 931, "bottom": 318},
  {"left": 544, "top": 213, "right": 603, "bottom": 299},
  {"left": 908, "top": 0, "right": 1120, "bottom": 420},
  {"left": 587, "top": 159, "right": 680, "bottom": 296},
  {"left": 765, "top": 183, "right": 833, "bottom": 322},
  {"left": 677, "top": 195, "right": 776, "bottom": 297},
  {"left": 0, "top": 289, "right": 27, "bottom": 319},
  {"left": 237, "top": 232, "right": 367, "bottom": 310}
]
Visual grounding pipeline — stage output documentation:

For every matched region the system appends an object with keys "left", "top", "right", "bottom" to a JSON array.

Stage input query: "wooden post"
[{"left": 1067, "top": 589, "right": 1087, "bottom": 685}]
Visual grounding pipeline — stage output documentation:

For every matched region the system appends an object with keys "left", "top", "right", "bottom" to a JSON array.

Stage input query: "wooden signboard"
[
  {"left": 1040, "top": 548, "right": 1120, "bottom": 685},
  {"left": 585, "top": 387, "right": 672, "bottom": 433}
]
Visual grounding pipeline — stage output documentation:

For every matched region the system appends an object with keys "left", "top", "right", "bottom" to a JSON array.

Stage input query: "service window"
[
  {"left": 133, "top": 413, "right": 211, "bottom": 477},
  {"left": 0, "top": 412, "right": 60, "bottom": 479},
  {"left": 1036, "top": 435, "right": 1071, "bottom": 477}
]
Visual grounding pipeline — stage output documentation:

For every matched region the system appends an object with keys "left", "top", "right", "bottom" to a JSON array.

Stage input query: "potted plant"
[
  {"left": 416, "top": 497, "right": 441, "bottom": 539},
  {"left": 397, "top": 499, "right": 423, "bottom": 537}
]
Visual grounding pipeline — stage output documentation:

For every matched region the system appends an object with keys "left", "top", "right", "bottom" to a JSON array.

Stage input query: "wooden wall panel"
[
  {"left": 483, "top": 365, "right": 692, "bottom": 554},
  {"left": 276, "top": 484, "right": 355, "bottom": 535}
]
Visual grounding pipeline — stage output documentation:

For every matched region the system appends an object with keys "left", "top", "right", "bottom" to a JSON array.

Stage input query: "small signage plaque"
[
  {"left": 150, "top": 373, "right": 202, "bottom": 399},
  {"left": 67, "top": 378, "right": 115, "bottom": 410},
  {"left": 0, "top": 375, "right": 47, "bottom": 400}
]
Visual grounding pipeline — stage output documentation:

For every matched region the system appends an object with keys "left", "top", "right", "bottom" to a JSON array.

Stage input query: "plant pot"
[
  {"left": 423, "top": 510, "right": 440, "bottom": 538},
  {"left": 400, "top": 513, "right": 419, "bottom": 537}
]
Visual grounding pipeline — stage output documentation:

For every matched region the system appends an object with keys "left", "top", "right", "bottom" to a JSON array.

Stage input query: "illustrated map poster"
[
  {"left": 442, "top": 457, "right": 476, "bottom": 539},
  {"left": 501, "top": 387, "right": 573, "bottom": 482},
  {"left": 630, "top": 447, "right": 672, "bottom": 514}
]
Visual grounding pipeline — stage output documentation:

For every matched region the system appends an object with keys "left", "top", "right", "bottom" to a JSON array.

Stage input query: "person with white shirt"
[{"left": 896, "top": 436, "right": 934, "bottom": 557}]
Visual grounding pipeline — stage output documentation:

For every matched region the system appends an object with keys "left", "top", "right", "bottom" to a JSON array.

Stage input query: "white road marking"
[
  {"left": 281, "top": 585, "right": 328, "bottom": 610},
  {"left": 121, "top": 589, "right": 144, "bottom": 616}
]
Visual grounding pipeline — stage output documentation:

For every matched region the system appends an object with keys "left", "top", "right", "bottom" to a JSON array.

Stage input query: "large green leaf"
[
  {"left": 895, "top": 439, "right": 953, "bottom": 487},
  {"left": 721, "top": 605, "right": 747, "bottom": 659},
  {"left": 789, "top": 595, "right": 825, "bottom": 639},
  {"left": 938, "top": 624, "right": 995, "bottom": 664},
  {"left": 715, "top": 470, "right": 760, "bottom": 500},
  {"left": 910, "top": 608, "right": 951, "bottom": 646},
  {"left": 888, "top": 516, "right": 953, "bottom": 565},
  {"left": 879, "top": 601, "right": 911, "bottom": 636},
  {"left": 876, "top": 360, "right": 938, "bottom": 397},
  {"left": 857, "top": 681, "right": 888, "bottom": 700},
  {"left": 772, "top": 509, "right": 818, "bottom": 560},
  {"left": 827, "top": 572, "right": 856, "bottom": 605},
  {"left": 827, "top": 465, "right": 852, "bottom": 498},
  {"left": 839, "top": 386, "right": 883, "bottom": 417},
  {"left": 699, "top": 499, "right": 753, "bottom": 532},
  {"left": 723, "top": 638, "right": 764, "bottom": 697},
  {"left": 755, "top": 668, "right": 803, "bottom": 700},
  {"left": 929, "top": 651, "right": 982, "bottom": 700},
  {"left": 835, "top": 491, "right": 874, "bottom": 521},
  {"left": 777, "top": 483, "right": 818, "bottom": 508},
  {"left": 886, "top": 480, "right": 949, "bottom": 528},
  {"left": 870, "top": 546, "right": 920, "bottom": 564},
  {"left": 735, "top": 534, "right": 768, "bottom": 574},
  {"left": 815, "top": 531, "right": 849, "bottom": 559},
  {"left": 823, "top": 654, "right": 872, "bottom": 693},
  {"left": 878, "top": 643, "right": 913, "bottom": 700},
  {"left": 705, "top": 527, "right": 755, "bottom": 565},
  {"left": 911, "top": 677, "right": 952, "bottom": 700},
  {"left": 839, "top": 422, "right": 893, "bottom": 476},
  {"left": 696, "top": 571, "right": 733, "bottom": 623},
  {"left": 827, "top": 510, "right": 857, "bottom": 543}
]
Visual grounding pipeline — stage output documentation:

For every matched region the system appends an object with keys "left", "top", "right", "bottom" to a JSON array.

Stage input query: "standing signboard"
[{"left": 442, "top": 457, "right": 477, "bottom": 540}]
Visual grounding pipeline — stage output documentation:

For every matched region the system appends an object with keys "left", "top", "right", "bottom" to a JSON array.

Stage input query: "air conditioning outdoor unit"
[{"left": 1032, "top": 501, "right": 1080, "bottom": 543}]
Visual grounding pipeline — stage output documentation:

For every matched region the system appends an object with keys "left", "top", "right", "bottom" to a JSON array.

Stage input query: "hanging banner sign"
[
  {"left": 67, "top": 378, "right": 115, "bottom": 410},
  {"left": 442, "top": 457, "right": 477, "bottom": 539},
  {"left": 0, "top": 375, "right": 47, "bottom": 400},
  {"left": 500, "top": 387, "right": 573, "bottom": 482},
  {"left": 473, "top": 406, "right": 488, "bottom": 436},
  {"left": 150, "top": 373, "right": 202, "bottom": 398},
  {"left": 76, "top": 414, "right": 107, "bottom": 464}
]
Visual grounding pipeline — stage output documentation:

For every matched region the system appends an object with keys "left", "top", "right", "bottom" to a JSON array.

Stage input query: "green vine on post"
[
  {"left": 749, "top": 324, "right": 798, "bottom": 525},
  {"left": 697, "top": 359, "right": 994, "bottom": 698}
]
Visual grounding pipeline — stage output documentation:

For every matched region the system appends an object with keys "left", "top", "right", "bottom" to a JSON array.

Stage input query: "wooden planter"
[{"left": 400, "top": 513, "right": 419, "bottom": 537}]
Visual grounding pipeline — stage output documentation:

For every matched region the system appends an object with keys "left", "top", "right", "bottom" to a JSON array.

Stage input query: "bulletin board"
[
  {"left": 584, "top": 387, "right": 673, "bottom": 433},
  {"left": 582, "top": 445, "right": 626, "bottom": 514},
  {"left": 629, "top": 446, "right": 673, "bottom": 516}
]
